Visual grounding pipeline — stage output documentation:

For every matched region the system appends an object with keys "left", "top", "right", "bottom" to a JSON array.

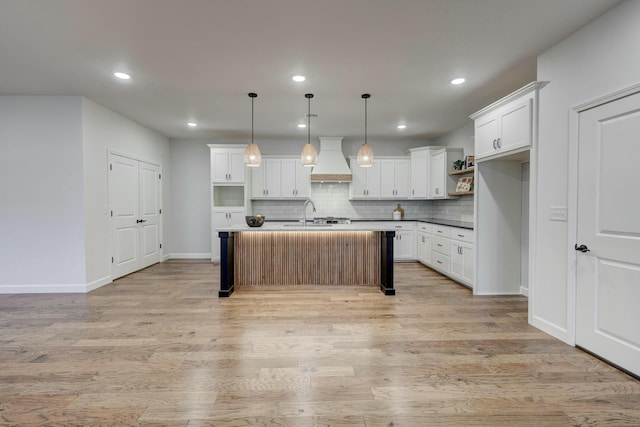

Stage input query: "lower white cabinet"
[
  {"left": 449, "top": 227, "right": 474, "bottom": 287},
  {"left": 211, "top": 209, "right": 245, "bottom": 262},
  {"left": 416, "top": 222, "right": 474, "bottom": 288},
  {"left": 416, "top": 223, "right": 432, "bottom": 265},
  {"left": 384, "top": 222, "right": 415, "bottom": 261}
]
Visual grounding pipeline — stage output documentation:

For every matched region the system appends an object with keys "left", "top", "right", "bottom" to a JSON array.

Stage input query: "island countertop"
[{"left": 219, "top": 218, "right": 473, "bottom": 232}]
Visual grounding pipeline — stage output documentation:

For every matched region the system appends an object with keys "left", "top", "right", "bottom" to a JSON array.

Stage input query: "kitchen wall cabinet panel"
[
  {"left": 349, "top": 158, "right": 381, "bottom": 199},
  {"left": 430, "top": 148, "right": 464, "bottom": 199},
  {"left": 211, "top": 147, "right": 245, "bottom": 183},
  {"left": 380, "top": 158, "right": 410, "bottom": 199},
  {"left": 409, "top": 146, "right": 444, "bottom": 199},
  {"left": 251, "top": 158, "right": 282, "bottom": 199},
  {"left": 280, "top": 158, "right": 311, "bottom": 199}
]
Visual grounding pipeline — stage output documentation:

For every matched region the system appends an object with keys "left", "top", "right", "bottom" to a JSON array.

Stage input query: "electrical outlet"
[{"left": 550, "top": 206, "right": 567, "bottom": 221}]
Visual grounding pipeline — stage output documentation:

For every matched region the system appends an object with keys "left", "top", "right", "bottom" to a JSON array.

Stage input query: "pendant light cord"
[
  {"left": 364, "top": 96, "right": 367, "bottom": 145},
  {"left": 307, "top": 95, "right": 311, "bottom": 144},
  {"left": 251, "top": 96, "right": 254, "bottom": 143}
]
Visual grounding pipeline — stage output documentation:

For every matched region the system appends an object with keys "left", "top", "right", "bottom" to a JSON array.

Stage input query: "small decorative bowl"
[{"left": 245, "top": 215, "right": 265, "bottom": 227}]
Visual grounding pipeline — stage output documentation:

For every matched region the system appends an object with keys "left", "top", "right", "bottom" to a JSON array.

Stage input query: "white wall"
[
  {"left": 532, "top": 0, "right": 640, "bottom": 342},
  {"left": 168, "top": 139, "right": 211, "bottom": 257},
  {"left": 431, "top": 121, "right": 474, "bottom": 157},
  {"left": 0, "top": 96, "right": 86, "bottom": 292},
  {"left": 82, "top": 99, "right": 171, "bottom": 288}
]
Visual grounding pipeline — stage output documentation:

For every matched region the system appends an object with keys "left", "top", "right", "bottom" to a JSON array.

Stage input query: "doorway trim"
[{"left": 566, "top": 81, "right": 640, "bottom": 346}]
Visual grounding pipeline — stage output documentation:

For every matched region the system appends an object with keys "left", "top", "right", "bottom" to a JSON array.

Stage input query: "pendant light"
[
  {"left": 244, "top": 92, "right": 262, "bottom": 167},
  {"left": 357, "top": 93, "right": 374, "bottom": 167},
  {"left": 301, "top": 93, "right": 318, "bottom": 167}
]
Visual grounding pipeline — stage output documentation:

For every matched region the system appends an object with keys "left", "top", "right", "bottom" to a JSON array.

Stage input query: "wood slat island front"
[{"left": 218, "top": 226, "right": 395, "bottom": 297}]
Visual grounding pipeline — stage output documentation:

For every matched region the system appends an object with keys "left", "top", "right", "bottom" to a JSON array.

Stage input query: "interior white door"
[
  {"left": 110, "top": 154, "right": 162, "bottom": 280},
  {"left": 576, "top": 90, "right": 640, "bottom": 377},
  {"left": 110, "top": 154, "right": 140, "bottom": 279},
  {"left": 138, "top": 161, "right": 161, "bottom": 269}
]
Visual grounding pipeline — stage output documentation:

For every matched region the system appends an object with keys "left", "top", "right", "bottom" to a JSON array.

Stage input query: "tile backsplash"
[{"left": 252, "top": 183, "right": 474, "bottom": 223}]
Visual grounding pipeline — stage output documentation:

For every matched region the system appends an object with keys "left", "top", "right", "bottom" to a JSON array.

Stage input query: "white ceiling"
[{"left": 0, "top": 0, "right": 622, "bottom": 143}]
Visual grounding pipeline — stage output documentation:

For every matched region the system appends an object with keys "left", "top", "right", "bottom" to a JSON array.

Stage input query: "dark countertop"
[
  {"left": 264, "top": 218, "right": 474, "bottom": 230},
  {"left": 352, "top": 218, "right": 474, "bottom": 230}
]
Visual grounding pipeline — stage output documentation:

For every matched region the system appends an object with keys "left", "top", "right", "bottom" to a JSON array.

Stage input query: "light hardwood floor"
[{"left": 1, "top": 260, "right": 639, "bottom": 426}]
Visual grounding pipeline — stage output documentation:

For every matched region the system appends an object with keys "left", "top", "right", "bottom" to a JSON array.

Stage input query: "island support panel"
[{"left": 218, "top": 231, "right": 235, "bottom": 297}]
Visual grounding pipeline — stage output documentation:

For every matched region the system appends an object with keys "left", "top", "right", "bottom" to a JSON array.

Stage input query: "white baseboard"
[
  {"left": 86, "top": 275, "right": 112, "bottom": 292},
  {"left": 520, "top": 286, "right": 529, "bottom": 297},
  {"left": 170, "top": 253, "right": 211, "bottom": 259},
  {"left": 0, "top": 283, "right": 88, "bottom": 294}
]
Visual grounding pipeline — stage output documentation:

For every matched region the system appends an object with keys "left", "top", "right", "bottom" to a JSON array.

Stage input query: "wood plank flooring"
[{"left": 1, "top": 260, "right": 639, "bottom": 426}]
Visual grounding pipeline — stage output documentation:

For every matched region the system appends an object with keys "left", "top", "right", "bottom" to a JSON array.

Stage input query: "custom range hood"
[{"left": 310, "top": 137, "right": 352, "bottom": 183}]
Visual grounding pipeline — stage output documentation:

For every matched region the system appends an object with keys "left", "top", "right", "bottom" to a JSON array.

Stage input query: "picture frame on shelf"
[
  {"left": 464, "top": 155, "right": 475, "bottom": 169},
  {"left": 456, "top": 176, "right": 473, "bottom": 192}
]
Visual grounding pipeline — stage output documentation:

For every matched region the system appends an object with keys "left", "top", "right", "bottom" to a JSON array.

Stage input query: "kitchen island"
[{"left": 217, "top": 223, "right": 396, "bottom": 297}]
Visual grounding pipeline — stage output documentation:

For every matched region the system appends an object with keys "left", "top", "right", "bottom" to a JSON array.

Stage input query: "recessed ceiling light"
[
  {"left": 451, "top": 78, "right": 466, "bottom": 85},
  {"left": 292, "top": 75, "right": 306, "bottom": 82},
  {"left": 397, "top": 124, "right": 407, "bottom": 129},
  {"left": 187, "top": 122, "right": 197, "bottom": 127},
  {"left": 114, "top": 72, "right": 131, "bottom": 80},
  {"left": 297, "top": 123, "right": 306, "bottom": 128}
]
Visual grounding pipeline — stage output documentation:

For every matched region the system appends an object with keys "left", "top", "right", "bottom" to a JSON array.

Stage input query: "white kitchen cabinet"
[
  {"left": 449, "top": 227, "right": 475, "bottom": 288},
  {"left": 211, "top": 209, "right": 245, "bottom": 262},
  {"left": 380, "top": 158, "right": 410, "bottom": 199},
  {"left": 349, "top": 158, "right": 381, "bottom": 199},
  {"left": 408, "top": 146, "right": 444, "bottom": 199},
  {"left": 430, "top": 148, "right": 464, "bottom": 199},
  {"left": 383, "top": 222, "right": 415, "bottom": 261},
  {"left": 471, "top": 82, "right": 545, "bottom": 162},
  {"left": 470, "top": 82, "right": 545, "bottom": 295},
  {"left": 211, "top": 147, "right": 245, "bottom": 183},
  {"left": 416, "top": 223, "right": 433, "bottom": 266},
  {"left": 251, "top": 158, "right": 282, "bottom": 199},
  {"left": 281, "top": 158, "right": 311, "bottom": 199}
]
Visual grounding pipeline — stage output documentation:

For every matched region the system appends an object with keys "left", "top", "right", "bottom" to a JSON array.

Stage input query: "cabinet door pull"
[
  {"left": 457, "top": 234, "right": 464, "bottom": 238},
  {"left": 437, "top": 243, "right": 442, "bottom": 247},
  {"left": 497, "top": 138, "right": 502, "bottom": 149}
]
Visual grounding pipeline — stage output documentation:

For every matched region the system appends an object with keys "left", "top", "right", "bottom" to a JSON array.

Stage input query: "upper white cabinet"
[
  {"left": 211, "top": 147, "right": 245, "bottom": 183},
  {"left": 349, "top": 158, "right": 381, "bottom": 199},
  {"left": 408, "top": 146, "right": 444, "bottom": 199},
  {"left": 280, "top": 158, "right": 311, "bottom": 199},
  {"left": 471, "top": 82, "right": 545, "bottom": 162},
  {"left": 251, "top": 158, "right": 281, "bottom": 199},
  {"left": 430, "top": 148, "right": 464, "bottom": 199},
  {"left": 380, "top": 158, "right": 410, "bottom": 199},
  {"left": 251, "top": 156, "right": 311, "bottom": 200}
]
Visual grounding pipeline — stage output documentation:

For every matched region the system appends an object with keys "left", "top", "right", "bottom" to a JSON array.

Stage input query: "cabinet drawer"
[
  {"left": 432, "top": 224, "right": 450, "bottom": 238},
  {"left": 450, "top": 227, "right": 474, "bottom": 244},
  {"left": 432, "top": 251, "right": 450, "bottom": 273},
  {"left": 384, "top": 222, "right": 415, "bottom": 231},
  {"left": 417, "top": 222, "right": 432, "bottom": 233},
  {"left": 432, "top": 236, "right": 450, "bottom": 255}
]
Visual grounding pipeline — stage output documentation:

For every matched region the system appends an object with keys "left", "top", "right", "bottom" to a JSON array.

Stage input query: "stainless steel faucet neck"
[{"left": 303, "top": 199, "right": 316, "bottom": 227}]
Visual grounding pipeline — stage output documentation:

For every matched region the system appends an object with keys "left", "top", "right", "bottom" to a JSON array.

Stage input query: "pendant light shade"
[
  {"left": 357, "top": 93, "right": 374, "bottom": 167},
  {"left": 244, "top": 92, "right": 262, "bottom": 167},
  {"left": 301, "top": 93, "right": 318, "bottom": 167}
]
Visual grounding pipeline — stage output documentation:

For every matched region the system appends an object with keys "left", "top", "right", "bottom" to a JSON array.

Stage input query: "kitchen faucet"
[{"left": 303, "top": 199, "right": 316, "bottom": 227}]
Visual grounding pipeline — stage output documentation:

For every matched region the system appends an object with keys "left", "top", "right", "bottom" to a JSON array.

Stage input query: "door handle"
[
  {"left": 136, "top": 219, "right": 147, "bottom": 223},
  {"left": 575, "top": 244, "right": 590, "bottom": 253}
]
